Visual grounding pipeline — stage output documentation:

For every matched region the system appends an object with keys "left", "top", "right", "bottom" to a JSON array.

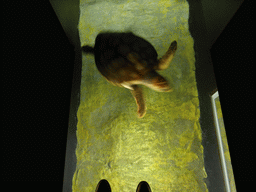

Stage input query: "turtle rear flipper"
[
  {"left": 131, "top": 85, "right": 146, "bottom": 118},
  {"left": 156, "top": 40, "right": 177, "bottom": 70}
]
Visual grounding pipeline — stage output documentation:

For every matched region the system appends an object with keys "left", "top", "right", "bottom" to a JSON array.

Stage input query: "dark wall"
[
  {"left": 201, "top": 0, "right": 244, "bottom": 47},
  {"left": 49, "top": 1, "right": 81, "bottom": 191},
  {"left": 210, "top": 1, "right": 253, "bottom": 189},
  {"left": 3, "top": 1, "right": 75, "bottom": 188}
]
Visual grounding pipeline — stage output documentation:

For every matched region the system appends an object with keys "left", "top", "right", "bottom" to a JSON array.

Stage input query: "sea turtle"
[{"left": 82, "top": 32, "right": 177, "bottom": 118}]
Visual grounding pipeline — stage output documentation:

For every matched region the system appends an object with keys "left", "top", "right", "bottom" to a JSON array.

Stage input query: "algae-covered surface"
[{"left": 73, "top": 0, "right": 208, "bottom": 191}]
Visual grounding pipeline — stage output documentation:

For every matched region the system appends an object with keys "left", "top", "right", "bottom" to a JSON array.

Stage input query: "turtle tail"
[{"left": 81, "top": 45, "right": 95, "bottom": 55}]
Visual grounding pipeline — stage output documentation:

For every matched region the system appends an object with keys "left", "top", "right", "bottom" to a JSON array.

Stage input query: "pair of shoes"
[{"left": 95, "top": 180, "right": 152, "bottom": 192}]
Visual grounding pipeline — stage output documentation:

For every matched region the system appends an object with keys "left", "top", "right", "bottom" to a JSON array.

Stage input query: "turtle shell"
[{"left": 93, "top": 32, "right": 158, "bottom": 85}]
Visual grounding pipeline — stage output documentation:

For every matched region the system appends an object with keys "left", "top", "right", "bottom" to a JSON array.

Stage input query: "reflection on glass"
[{"left": 211, "top": 91, "right": 236, "bottom": 192}]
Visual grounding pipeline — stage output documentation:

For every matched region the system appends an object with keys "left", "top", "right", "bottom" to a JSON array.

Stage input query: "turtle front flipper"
[
  {"left": 131, "top": 85, "right": 146, "bottom": 118},
  {"left": 156, "top": 40, "right": 177, "bottom": 70}
]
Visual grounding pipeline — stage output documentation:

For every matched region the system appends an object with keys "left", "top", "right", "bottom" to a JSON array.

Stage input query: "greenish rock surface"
[{"left": 73, "top": 0, "right": 208, "bottom": 191}]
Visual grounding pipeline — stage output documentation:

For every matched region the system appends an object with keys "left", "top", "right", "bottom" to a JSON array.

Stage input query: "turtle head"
[
  {"left": 150, "top": 76, "right": 173, "bottom": 92},
  {"left": 143, "top": 71, "right": 173, "bottom": 92}
]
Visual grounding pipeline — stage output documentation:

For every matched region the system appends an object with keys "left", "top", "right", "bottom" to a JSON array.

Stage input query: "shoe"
[
  {"left": 95, "top": 179, "right": 111, "bottom": 192},
  {"left": 136, "top": 181, "right": 152, "bottom": 192}
]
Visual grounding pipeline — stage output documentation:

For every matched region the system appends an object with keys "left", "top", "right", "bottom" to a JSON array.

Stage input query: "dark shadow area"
[
  {"left": 210, "top": 1, "right": 253, "bottom": 190},
  {"left": 187, "top": 0, "right": 225, "bottom": 191},
  {"left": 50, "top": 1, "right": 81, "bottom": 191},
  {"left": 188, "top": 0, "right": 253, "bottom": 191},
  {"left": 3, "top": 1, "right": 77, "bottom": 189}
]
